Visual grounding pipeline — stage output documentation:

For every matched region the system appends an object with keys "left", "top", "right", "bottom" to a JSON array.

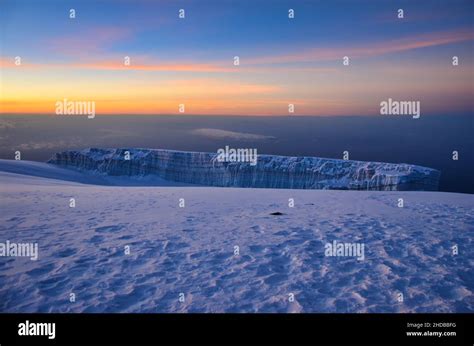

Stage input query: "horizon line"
[{"left": 1, "top": 112, "right": 473, "bottom": 117}]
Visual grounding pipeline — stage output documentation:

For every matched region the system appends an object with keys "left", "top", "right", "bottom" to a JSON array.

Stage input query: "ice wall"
[{"left": 48, "top": 148, "right": 441, "bottom": 191}]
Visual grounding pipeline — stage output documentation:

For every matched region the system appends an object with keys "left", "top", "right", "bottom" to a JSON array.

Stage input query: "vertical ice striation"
[{"left": 47, "top": 148, "right": 441, "bottom": 191}]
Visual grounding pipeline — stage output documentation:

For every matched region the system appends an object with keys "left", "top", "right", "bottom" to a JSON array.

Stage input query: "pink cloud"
[
  {"left": 3, "top": 28, "right": 471, "bottom": 74},
  {"left": 73, "top": 60, "right": 236, "bottom": 72},
  {"left": 245, "top": 28, "right": 474, "bottom": 65}
]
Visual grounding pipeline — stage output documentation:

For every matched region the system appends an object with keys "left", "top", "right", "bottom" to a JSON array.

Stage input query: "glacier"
[{"left": 47, "top": 148, "right": 441, "bottom": 191}]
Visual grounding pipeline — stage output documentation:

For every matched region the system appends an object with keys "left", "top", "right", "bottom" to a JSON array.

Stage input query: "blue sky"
[{"left": 1, "top": 0, "right": 473, "bottom": 115}]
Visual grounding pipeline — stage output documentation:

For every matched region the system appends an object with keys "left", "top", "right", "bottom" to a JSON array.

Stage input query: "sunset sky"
[{"left": 0, "top": 0, "right": 473, "bottom": 116}]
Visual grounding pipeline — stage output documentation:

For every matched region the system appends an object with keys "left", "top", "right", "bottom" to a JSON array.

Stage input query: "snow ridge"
[{"left": 47, "top": 148, "right": 440, "bottom": 191}]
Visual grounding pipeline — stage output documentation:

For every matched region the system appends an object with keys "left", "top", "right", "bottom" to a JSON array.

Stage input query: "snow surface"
[
  {"left": 0, "top": 159, "right": 193, "bottom": 187},
  {"left": 0, "top": 160, "right": 472, "bottom": 313}
]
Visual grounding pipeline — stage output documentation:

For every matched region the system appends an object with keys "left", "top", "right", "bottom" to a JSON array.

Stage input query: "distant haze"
[{"left": 0, "top": 115, "right": 472, "bottom": 193}]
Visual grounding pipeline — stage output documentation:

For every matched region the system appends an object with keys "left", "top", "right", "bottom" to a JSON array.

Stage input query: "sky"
[{"left": 0, "top": 0, "right": 473, "bottom": 116}]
